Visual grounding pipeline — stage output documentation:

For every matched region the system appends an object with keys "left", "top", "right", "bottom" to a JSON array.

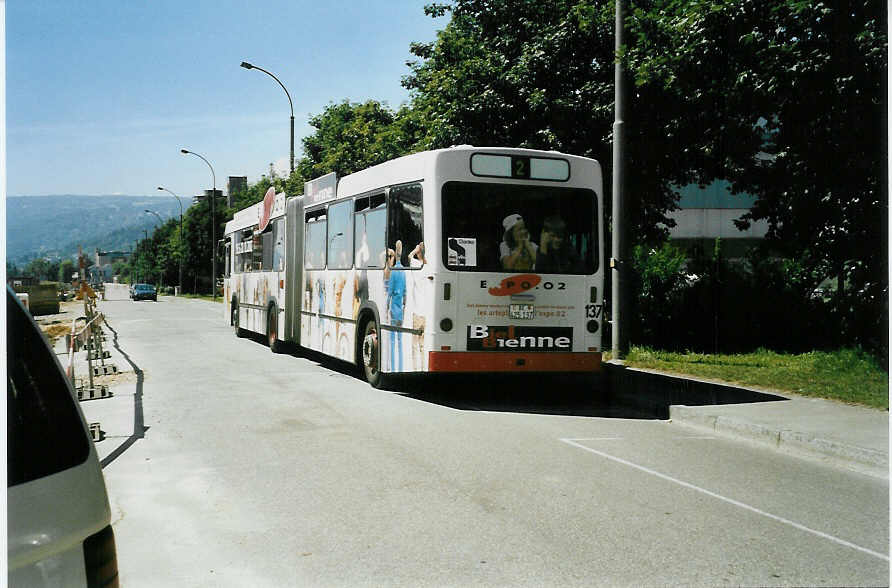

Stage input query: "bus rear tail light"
[
  {"left": 83, "top": 524, "right": 119, "bottom": 588},
  {"left": 590, "top": 286, "right": 597, "bottom": 303},
  {"left": 443, "top": 283, "right": 451, "bottom": 300},
  {"left": 587, "top": 320, "right": 599, "bottom": 333},
  {"left": 440, "top": 318, "right": 453, "bottom": 332}
]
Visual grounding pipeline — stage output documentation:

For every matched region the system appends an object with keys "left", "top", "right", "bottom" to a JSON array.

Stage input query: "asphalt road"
[{"left": 79, "top": 296, "right": 889, "bottom": 587}]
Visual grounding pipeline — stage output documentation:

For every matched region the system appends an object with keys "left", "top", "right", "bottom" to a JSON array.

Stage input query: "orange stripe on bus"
[{"left": 428, "top": 351, "right": 602, "bottom": 373}]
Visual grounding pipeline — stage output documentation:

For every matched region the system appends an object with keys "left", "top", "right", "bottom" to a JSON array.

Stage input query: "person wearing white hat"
[{"left": 500, "top": 213, "right": 538, "bottom": 271}]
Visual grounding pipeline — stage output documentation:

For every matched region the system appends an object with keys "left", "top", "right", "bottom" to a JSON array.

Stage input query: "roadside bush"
[{"left": 626, "top": 239, "right": 886, "bottom": 363}]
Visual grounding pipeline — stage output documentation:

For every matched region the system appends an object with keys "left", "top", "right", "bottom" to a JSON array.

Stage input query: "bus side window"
[
  {"left": 272, "top": 218, "right": 285, "bottom": 271},
  {"left": 387, "top": 183, "right": 423, "bottom": 268},
  {"left": 252, "top": 230, "right": 264, "bottom": 271},
  {"left": 355, "top": 194, "right": 386, "bottom": 269},
  {"left": 304, "top": 212, "right": 327, "bottom": 270},
  {"left": 238, "top": 229, "right": 253, "bottom": 273},
  {"left": 327, "top": 200, "right": 354, "bottom": 270}
]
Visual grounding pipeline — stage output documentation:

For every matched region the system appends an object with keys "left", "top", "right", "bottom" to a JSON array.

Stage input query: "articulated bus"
[{"left": 223, "top": 146, "right": 604, "bottom": 388}]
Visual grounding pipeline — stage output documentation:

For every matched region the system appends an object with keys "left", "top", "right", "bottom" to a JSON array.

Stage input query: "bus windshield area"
[{"left": 442, "top": 181, "right": 597, "bottom": 274}]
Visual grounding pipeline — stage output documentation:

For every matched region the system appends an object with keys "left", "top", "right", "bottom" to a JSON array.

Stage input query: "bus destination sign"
[{"left": 305, "top": 172, "right": 338, "bottom": 206}]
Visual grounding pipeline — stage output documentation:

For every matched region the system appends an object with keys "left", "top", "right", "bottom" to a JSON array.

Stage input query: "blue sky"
[{"left": 6, "top": 0, "right": 447, "bottom": 197}]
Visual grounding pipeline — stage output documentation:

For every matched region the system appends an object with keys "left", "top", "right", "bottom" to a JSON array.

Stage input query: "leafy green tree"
[
  {"left": 295, "top": 100, "right": 423, "bottom": 185},
  {"left": 627, "top": 0, "right": 887, "bottom": 352},
  {"left": 180, "top": 196, "right": 225, "bottom": 294},
  {"left": 112, "top": 260, "right": 131, "bottom": 282},
  {"left": 58, "top": 259, "right": 75, "bottom": 284},
  {"left": 404, "top": 0, "right": 680, "bottom": 244},
  {"left": 24, "top": 258, "right": 61, "bottom": 282},
  {"left": 407, "top": 0, "right": 886, "bottom": 354}
]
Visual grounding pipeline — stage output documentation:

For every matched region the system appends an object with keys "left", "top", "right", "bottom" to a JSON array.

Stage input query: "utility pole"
[{"left": 611, "top": 0, "right": 629, "bottom": 358}]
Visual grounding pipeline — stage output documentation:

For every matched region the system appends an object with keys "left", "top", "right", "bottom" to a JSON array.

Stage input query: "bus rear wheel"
[
  {"left": 268, "top": 306, "right": 284, "bottom": 353},
  {"left": 232, "top": 302, "right": 245, "bottom": 338},
  {"left": 361, "top": 318, "right": 386, "bottom": 388}
]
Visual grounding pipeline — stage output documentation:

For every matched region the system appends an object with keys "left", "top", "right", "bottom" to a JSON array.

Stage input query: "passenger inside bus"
[
  {"left": 500, "top": 213, "right": 538, "bottom": 271},
  {"left": 536, "top": 215, "right": 581, "bottom": 273}
]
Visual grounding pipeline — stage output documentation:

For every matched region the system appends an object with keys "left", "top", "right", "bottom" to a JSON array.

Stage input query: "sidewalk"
[
  {"left": 670, "top": 394, "right": 888, "bottom": 478},
  {"left": 606, "top": 362, "right": 889, "bottom": 479}
]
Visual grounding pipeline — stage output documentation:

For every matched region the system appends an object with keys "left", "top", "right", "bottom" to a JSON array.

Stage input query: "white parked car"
[{"left": 7, "top": 286, "right": 119, "bottom": 587}]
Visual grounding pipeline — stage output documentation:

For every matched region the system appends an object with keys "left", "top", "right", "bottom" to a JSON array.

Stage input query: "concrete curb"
[
  {"left": 669, "top": 405, "right": 888, "bottom": 474},
  {"left": 605, "top": 361, "right": 888, "bottom": 477},
  {"left": 604, "top": 360, "right": 786, "bottom": 418}
]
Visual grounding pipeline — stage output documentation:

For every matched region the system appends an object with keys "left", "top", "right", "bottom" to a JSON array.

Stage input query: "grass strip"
[{"left": 622, "top": 347, "right": 888, "bottom": 409}]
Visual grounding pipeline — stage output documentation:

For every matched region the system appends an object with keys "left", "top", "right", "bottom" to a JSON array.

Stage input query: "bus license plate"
[{"left": 509, "top": 303, "right": 535, "bottom": 320}]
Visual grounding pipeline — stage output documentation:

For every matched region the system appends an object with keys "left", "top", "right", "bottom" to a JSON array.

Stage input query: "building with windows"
[
  {"left": 666, "top": 180, "right": 768, "bottom": 259},
  {"left": 227, "top": 176, "right": 248, "bottom": 207},
  {"left": 89, "top": 249, "right": 131, "bottom": 284}
]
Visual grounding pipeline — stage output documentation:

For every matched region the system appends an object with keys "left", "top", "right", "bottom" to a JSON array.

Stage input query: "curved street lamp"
[
  {"left": 181, "top": 149, "right": 218, "bottom": 300},
  {"left": 157, "top": 186, "right": 184, "bottom": 293},
  {"left": 144, "top": 209, "right": 163, "bottom": 226},
  {"left": 240, "top": 61, "right": 295, "bottom": 174}
]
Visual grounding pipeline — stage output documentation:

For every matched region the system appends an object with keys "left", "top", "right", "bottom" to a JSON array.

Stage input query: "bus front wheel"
[{"left": 361, "top": 319, "right": 386, "bottom": 388}]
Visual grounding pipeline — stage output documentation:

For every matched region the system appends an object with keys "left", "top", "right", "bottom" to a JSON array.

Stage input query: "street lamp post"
[
  {"left": 240, "top": 61, "right": 295, "bottom": 174},
  {"left": 181, "top": 149, "right": 217, "bottom": 300},
  {"left": 145, "top": 209, "right": 163, "bottom": 225},
  {"left": 611, "top": 0, "right": 629, "bottom": 359},
  {"left": 157, "top": 186, "right": 184, "bottom": 294}
]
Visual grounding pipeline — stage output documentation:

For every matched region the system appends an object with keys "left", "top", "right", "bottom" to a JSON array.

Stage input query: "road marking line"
[{"left": 560, "top": 438, "right": 889, "bottom": 562}]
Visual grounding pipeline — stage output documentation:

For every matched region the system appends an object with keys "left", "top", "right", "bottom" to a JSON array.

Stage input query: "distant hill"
[{"left": 6, "top": 195, "right": 188, "bottom": 264}]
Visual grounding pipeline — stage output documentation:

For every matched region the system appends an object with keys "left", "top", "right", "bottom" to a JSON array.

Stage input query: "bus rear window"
[{"left": 442, "top": 181, "right": 597, "bottom": 274}]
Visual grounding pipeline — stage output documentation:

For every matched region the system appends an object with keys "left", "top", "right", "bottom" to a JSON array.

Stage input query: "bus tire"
[
  {"left": 232, "top": 301, "right": 246, "bottom": 338},
  {"left": 361, "top": 318, "right": 386, "bottom": 389},
  {"left": 268, "top": 305, "right": 284, "bottom": 353}
]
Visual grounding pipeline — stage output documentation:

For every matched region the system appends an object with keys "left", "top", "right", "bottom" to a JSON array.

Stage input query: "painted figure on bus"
[
  {"left": 333, "top": 275, "right": 349, "bottom": 358},
  {"left": 316, "top": 277, "right": 326, "bottom": 349},
  {"left": 408, "top": 241, "right": 427, "bottom": 371},
  {"left": 354, "top": 226, "right": 370, "bottom": 319},
  {"left": 536, "top": 215, "right": 581, "bottom": 273},
  {"left": 500, "top": 213, "right": 538, "bottom": 271},
  {"left": 385, "top": 240, "right": 406, "bottom": 371}
]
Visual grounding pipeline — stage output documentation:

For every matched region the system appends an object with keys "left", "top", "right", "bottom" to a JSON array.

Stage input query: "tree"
[
  {"left": 403, "top": 0, "right": 681, "bottom": 244},
  {"left": 295, "top": 100, "right": 423, "bottom": 185},
  {"left": 627, "top": 0, "right": 888, "bottom": 353},
  {"left": 406, "top": 0, "right": 887, "bottom": 354},
  {"left": 24, "top": 258, "right": 61, "bottom": 282},
  {"left": 180, "top": 196, "right": 225, "bottom": 294},
  {"left": 112, "top": 260, "right": 131, "bottom": 282},
  {"left": 58, "top": 259, "right": 75, "bottom": 284}
]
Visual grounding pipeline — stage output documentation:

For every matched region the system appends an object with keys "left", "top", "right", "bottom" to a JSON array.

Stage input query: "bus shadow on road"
[
  {"left": 393, "top": 374, "right": 663, "bottom": 419},
  {"left": 284, "top": 345, "right": 659, "bottom": 418}
]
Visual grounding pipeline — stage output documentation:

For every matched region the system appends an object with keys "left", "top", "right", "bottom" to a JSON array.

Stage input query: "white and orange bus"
[{"left": 223, "top": 146, "right": 604, "bottom": 388}]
